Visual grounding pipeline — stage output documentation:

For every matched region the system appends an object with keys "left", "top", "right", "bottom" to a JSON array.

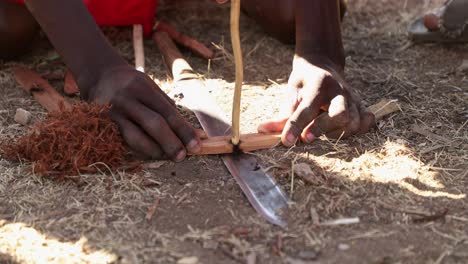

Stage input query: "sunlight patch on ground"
[
  {"left": 303, "top": 141, "right": 466, "bottom": 199},
  {"left": 0, "top": 221, "right": 117, "bottom": 264}
]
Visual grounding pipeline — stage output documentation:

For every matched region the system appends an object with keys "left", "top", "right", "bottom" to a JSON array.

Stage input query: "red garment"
[{"left": 10, "top": 0, "right": 158, "bottom": 36}]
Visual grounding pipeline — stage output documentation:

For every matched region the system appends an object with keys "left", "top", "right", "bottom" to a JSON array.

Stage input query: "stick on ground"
[
  {"left": 13, "top": 66, "right": 72, "bottom": 112},
  {"left": 154, "top": 21, "right": 214, "bottom": 60},
  {"left": 133, "top": 24, "right": 145, "bottom": 72}
]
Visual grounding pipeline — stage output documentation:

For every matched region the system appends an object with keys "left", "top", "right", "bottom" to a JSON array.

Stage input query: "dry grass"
[{"left": 0, "top": 0, "right": 467, "bottom": 263}]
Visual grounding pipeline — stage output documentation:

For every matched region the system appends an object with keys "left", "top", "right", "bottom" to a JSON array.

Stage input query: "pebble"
[
  {"left": 14, "top": 108, "right": 32, "bottom": 125},
  {"left": 298, "top": 250, "right": 318, "bottom": 260},
  {"left": 177, "top": 256, "right": 199, "bottom": 264},
  {"left": 338, "top": 243, "right": 350, "bottom": 251},
  {"left": 457, "top": 60, "right": 468, "bottom": 72},
  {"left": 202, "top": 240, "right": 218, "bottom": 250}
]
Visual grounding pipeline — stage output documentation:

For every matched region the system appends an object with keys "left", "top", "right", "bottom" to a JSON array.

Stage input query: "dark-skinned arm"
[
  {"left": 23, "top": 0, "right": 201, "bottom": 160},
  {"left": 23, "top": 0, "right": 126, "bottom": 99},
  {"left": 259, "top": 0, "right": 375, "bottom": 145},
  {"left": 295, "top": 0, "right": 345, "bottom": 70}
]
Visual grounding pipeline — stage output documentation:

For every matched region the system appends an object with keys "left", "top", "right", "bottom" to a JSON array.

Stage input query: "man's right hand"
[{"left": 88, "top": 66, "right": 201, "bottom": 161}]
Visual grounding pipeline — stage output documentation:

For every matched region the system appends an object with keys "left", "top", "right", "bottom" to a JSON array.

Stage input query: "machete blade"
[{"left": 174, "top": 79, "right": 289, "bottom": 227}]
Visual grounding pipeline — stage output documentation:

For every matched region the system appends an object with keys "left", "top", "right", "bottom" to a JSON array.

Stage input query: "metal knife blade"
[{"left": 174, "top": 79, "right": 289, "bottom": 227}]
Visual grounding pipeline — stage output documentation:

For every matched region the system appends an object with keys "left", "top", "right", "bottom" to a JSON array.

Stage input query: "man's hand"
[
  {"left": 22, "top": 0, "right": 200, "bottom": 161},
  {"left": 258, "top": 56, "right": 375, "bottom": 147},
  {"left": 88, "top": 66, "right": 200, "bottom": 161}
]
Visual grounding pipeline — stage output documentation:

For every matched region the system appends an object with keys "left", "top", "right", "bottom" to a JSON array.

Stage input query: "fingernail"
[
  {"left": 306, "top": 133, "right": 316, "bottom": 143},
  {"left": 175, "top": 149, "right": 186, "bottom": 162},
  {"left": 286, "top": 133, "right": 296, "bottom": 145},
  {"left": 187, "top": 139, "right": 201, "bottom": 153}
]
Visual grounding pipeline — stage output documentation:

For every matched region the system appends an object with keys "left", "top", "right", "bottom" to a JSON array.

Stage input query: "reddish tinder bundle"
[{"left": 1, "top": 103, "right": 134, "bottom": 179}]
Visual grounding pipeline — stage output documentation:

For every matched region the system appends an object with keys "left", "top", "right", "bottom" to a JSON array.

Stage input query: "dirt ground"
[{"left": 1, "top": 0, "right": 467, "bottom": 263}]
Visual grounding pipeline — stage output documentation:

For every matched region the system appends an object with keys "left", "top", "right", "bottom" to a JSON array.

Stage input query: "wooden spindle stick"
[{"left": 230, "top": 0, "right": 243, "bottom": 146}]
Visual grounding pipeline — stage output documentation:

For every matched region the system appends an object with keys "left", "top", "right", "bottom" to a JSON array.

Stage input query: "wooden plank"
[{"left": 191, "top": 100, "right": 401, "bottom": 155}]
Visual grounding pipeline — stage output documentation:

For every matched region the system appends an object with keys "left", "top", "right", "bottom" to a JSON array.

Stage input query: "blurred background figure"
[{"left": 408, "top": 0, "right": 468, "bottom": 43}]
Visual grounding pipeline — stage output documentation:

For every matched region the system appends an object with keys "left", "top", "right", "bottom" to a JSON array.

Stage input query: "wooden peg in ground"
[
  {"left": 153, "top": 21, "right": 214, "bottom": 60},
  {"left": 153, "top": 31, "right": 401, "bottom": 156},
  {"left": 13, "top": 66, "right": 72, "bottom": 112}
]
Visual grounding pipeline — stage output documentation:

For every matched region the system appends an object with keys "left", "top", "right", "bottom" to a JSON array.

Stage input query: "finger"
[
  {"left": 148, "top": 78, "right": 176, "bottom": 107},
  {"left": 282, "top": 96, "right": 323, "bottom": 146},
  {"left": 358, "top": 105, "right": 376, "bottom": 134},
  {"left": 323, "top": 103, "right": 360, "bottom": 139},
  {"left": 258, "top": 118, "right": 288, "bottom": 133},
  {"left": 195, "top": 129, "right": 208, "bottom": 139},
  {"left": 304, "top": 95, "right": 350, "bottom": 141},
  {"left": 109, "top": 112, "right": 165, "bottom": 160},
  {"left": 328, "top": 95, "right": 349, "bottom": 124},
  {"left": 136, "top": 79, "right": 200, "bottom": 153},
  {"left": 117, "top": 100, "right": 187, "bottom": 162}
]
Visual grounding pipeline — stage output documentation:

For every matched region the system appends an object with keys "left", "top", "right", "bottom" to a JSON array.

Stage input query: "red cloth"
[{"left": 10, "top": 0, "right": 158, "bottom": 36}]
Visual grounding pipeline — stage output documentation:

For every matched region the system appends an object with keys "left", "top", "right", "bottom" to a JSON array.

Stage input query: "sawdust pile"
[{"left": 0, "top": 103, "right": 137, "bottom": 179}]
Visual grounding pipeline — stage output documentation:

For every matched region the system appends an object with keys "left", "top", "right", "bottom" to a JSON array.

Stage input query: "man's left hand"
[{"left": 258, "top": 55, "right": 375, "bottom": 146}]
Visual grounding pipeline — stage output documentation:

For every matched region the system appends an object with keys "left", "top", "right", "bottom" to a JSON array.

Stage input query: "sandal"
[{"left": 408, "top": 0, "right": 468, "bottom": 43}]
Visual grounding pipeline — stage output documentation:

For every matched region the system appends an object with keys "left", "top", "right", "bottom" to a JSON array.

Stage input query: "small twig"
[
  {"left": 290, "top": 155, "right": 299, "bottom": 199},
  {"left": 377, "top": 200, "right": 431, "bottom": 216},
  {"left": 146, "top": 197, "right": 160, "bottom": 221},
  {"left": 310, "top": 207, "right": 320, "bottom": 225},
  {"left": 411, "top": 124, "right": 453, "bottom": 144},
  {"left": 320, "top": 217, "right": 360, "bottom": 226},
  {"left": 176, "top": 193, "right": 189, "bottom": 206},
  {"left": 434, "top": 238, "right": 466, "bottom": 264},
  {"left": 413, "top": 208, "right": 449, "bottom": 224}
]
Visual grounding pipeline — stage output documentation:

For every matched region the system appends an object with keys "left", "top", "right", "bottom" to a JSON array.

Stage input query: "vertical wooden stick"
[
  {"left": 230, "top": 0, "right": 243, "bottom": 146},
  {"left": 133, "top": 24, "right": 145, "bottom": 72}
]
